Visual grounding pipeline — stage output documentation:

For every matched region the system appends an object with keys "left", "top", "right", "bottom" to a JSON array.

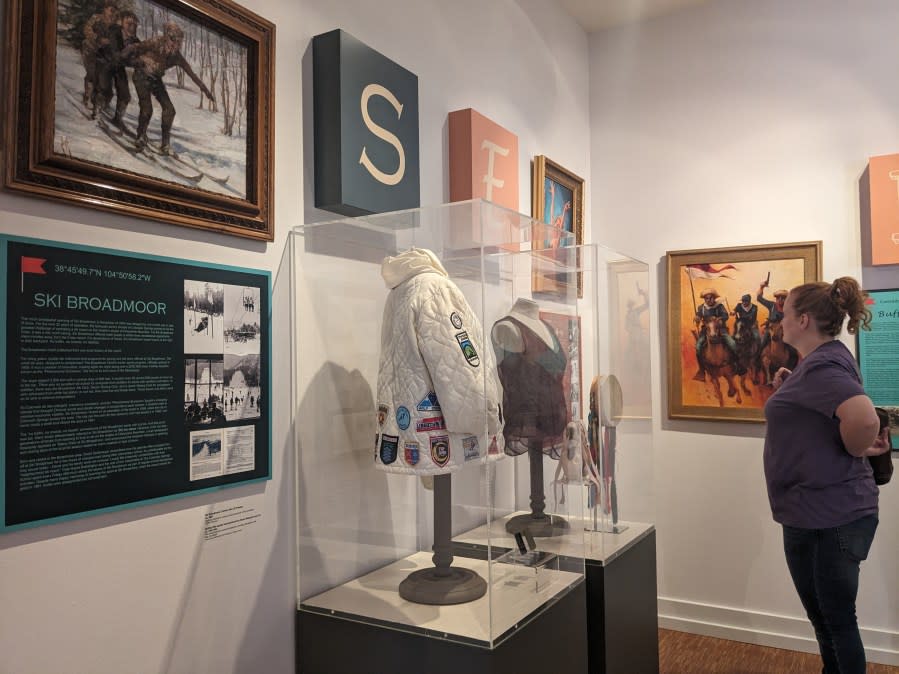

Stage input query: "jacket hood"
[{"left": 381, "top": 247, "right": 448, "bottom": 289}]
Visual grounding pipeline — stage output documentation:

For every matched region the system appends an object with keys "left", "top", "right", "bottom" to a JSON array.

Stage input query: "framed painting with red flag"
[{"left": 666, "top": 242, "right": 821, "bottom": 422}]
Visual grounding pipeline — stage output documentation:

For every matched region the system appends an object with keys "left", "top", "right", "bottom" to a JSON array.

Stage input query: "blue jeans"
[{"left": 782, "top": 514, "right": 878, "bottom": 674}]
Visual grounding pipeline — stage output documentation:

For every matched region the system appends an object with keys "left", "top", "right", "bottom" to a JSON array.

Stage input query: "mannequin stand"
[
  {"left": 399, "top": 473, "right": 487, "bottom": 605},
  {"left": 505, "top": 440, "right": 569, "bottom": 538}
]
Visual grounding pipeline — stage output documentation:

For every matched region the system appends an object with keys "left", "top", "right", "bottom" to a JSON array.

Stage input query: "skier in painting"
[
  {"left": 95, "top": 10, "right": 141, "bottom": 128},
  {"left": 545, "top": 181, "right": 572, "bottom": 248},
  {"left": 120, "top": 21, "right": 215, "bottom": 154},
  {"left": 81, "top": 0, "right": 120, "bottom": 116}
]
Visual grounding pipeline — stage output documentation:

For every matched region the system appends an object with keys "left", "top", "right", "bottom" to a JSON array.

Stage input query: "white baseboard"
[{"left": 658, "top": 597, "right": 899, "bottom": 667}]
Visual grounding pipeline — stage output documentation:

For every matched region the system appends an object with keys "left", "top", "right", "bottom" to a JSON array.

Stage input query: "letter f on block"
[
  {"left": 480, "top": 139, "right": 509, "bottom": 201},
  {"left": 889, "top": 170, "right": 899, "bottom": 201}
]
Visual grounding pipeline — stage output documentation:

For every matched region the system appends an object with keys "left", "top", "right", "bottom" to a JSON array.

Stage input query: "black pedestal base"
[
  {"left": 297, "top": 581, "right": 587, "bottom": 674},
  {"left": 586, "top": 530, "right": 659, "bottom": 674}
]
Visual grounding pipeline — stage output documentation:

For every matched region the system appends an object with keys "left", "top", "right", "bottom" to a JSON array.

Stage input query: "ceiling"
[{"left": 555, "top": 0, "right": 714, "bottom": 32}]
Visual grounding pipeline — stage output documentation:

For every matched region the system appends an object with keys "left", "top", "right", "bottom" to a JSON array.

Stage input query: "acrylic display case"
[{"left": 289, "top": 200, "right": 655, "bottom": 674}]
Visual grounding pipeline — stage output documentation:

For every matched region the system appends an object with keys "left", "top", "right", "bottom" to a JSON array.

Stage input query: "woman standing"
[{"left": 764, "top": 277, "right": 891, "bottom": 674}]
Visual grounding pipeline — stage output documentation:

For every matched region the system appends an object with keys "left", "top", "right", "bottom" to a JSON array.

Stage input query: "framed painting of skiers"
[
  {"left": 666, "top": 241, "right": 821, "bottom": 423},
  {"left": 2, "top": 0, "right": 275, "bottom": 240}
]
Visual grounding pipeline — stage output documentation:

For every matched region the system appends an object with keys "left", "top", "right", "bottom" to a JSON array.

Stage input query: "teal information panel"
[
  {"left": 2, "top": 236, "right": 271, "bottom": 531},
  {"left": 857, "top": 288, "right": 899, "bottom": 448}
]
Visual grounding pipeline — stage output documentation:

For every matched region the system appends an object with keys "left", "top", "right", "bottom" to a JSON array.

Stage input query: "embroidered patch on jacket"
[
  {"left": 416, "top": 416, "right": 446, "bottom": 432},
  {"left": 404, "top": 441, "right": 420, "bottom": 466},
  {"left": 396, "top": 406, "right": 411, "bottom": 430},
  {"left": 450, "top": 311, "right": 463, "bottom": 329},
  {"left": 417, "top": 391, "right": 441, "bottom": 412},
  {"left": 463, "top": 435, "right": 479, "bottom": 461},
  {"left": 430, "top": 435, "right": 450, "bottom": 467},
  {"left": 455, "top": 331, "right": 480, "bottom": 367},
  {"left": 379, "top": 434, "right": 399, "bottom": 464},
  {"left": 377, "top": 403, "right": 389, "bottom": 426}
]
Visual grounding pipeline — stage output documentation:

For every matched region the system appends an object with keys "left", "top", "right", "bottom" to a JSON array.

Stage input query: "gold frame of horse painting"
[{"left": 666, "top": 241, "right": 822, "bottom": 422}]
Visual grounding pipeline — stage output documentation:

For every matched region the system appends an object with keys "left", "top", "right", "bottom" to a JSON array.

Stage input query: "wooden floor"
[{"left": 659, "top": 629, "right": 899, "bottom": 674}]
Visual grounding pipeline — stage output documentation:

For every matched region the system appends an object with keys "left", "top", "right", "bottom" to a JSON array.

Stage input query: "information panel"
[
  {"left": 857, "top": 288, "right": 899, "bottom": 448},
  {"left": 2, "top": 236, "right": 271, "bottom": 531}
]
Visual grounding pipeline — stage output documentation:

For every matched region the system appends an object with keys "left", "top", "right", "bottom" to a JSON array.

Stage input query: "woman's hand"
[
  {"left": 869, "top": 427, "right": 891, "bottom": 456},
  {"left": 772, "top": 367, "right": 791, "bottom": 390}
]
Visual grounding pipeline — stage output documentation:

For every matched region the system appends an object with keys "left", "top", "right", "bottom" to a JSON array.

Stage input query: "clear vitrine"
[{"left": 289, "top": 199, "right": 653, "bottom": 671}]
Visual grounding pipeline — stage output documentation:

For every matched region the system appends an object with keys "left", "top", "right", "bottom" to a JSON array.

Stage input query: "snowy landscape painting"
[
  {"left": 54, "top": 0, "right": 248, "bottom": 198},
  {"left": 3, "top": 0, "right": 275, "bottom": 239}
]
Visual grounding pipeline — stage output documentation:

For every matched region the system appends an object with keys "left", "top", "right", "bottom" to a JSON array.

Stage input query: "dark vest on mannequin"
[{"left": 494, "top": 315, "right": 567, "bottom": 457}]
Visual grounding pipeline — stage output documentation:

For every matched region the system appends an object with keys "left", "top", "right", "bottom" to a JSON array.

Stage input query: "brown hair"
[{"left": 788, "top": 277, "right": 871, "bottom": 336}]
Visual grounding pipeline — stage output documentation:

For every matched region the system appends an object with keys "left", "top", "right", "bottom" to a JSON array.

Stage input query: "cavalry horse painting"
[
  {"left": 733, "top": 319, "right": 762, "bottom": 394},
  {"left": 695, "top": 316, "right": 742, "bottom": 406},
  {"left": 760, "top": 320, "right": 798, "bottom": 385}
]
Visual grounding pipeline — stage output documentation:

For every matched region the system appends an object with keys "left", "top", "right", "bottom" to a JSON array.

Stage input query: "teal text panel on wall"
[{"left": 1, "top": 236, "right": 272, "bottom": 531}]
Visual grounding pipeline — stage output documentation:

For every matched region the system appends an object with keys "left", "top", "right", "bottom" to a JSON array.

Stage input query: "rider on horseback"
[
  {"left": 757, "top": 281, "right": 788, "bottom": 353},
  {"left": 733, "top": 293, "right": 761, "bottom": 343},
  {"left": 693, "top": 288, "right": 744, "bottom": 381}
]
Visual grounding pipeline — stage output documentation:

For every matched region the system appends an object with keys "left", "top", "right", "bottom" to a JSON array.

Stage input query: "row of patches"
[
  {"left": 377, "top": 433, "right": 480, "bottom": 467},
  {"left": 377, "top": 390, "right": 443, "bottom": 431}
]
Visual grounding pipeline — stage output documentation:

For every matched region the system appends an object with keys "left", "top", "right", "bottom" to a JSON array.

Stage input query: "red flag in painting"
[
  {"left": 684, "top": 263, "right": 737, "bottom": 280},
  {"left": 21, "top": 256, "right": 47, "bottom": 274}
]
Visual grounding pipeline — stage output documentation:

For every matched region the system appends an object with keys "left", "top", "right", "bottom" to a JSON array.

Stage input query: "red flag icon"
[{"left": 21, "top": 256, "right": 47, "bottom": 274}]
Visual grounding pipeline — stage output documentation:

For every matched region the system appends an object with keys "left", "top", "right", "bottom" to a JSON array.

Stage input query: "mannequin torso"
[
  {"left": 492, "top": 298, "right": 567, "bottom": 456},
  {"left": 491, "top": 298, "right": 554, "bottom": 352}
]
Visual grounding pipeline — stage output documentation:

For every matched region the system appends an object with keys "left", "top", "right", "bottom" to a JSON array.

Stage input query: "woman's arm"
[{"left": 835, "top": 394, "right": 881, "bottom": 457}]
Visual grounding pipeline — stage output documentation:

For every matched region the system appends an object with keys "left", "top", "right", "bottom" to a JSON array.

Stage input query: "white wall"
[
  {"left": 0, "top": 0, "right": 589, "bottom": 672},
  {"left": 589, "top": 0, "right": 898, "bottom": 664}
]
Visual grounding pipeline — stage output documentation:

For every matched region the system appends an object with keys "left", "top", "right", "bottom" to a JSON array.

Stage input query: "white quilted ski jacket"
[{"left": 375, "top": 248, "right": 503, "bottom": 474}]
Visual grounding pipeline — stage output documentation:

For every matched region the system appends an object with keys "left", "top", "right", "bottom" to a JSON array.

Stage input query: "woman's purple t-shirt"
[{"left": 763, "top": 340, "right": 878, "bottom": 528}]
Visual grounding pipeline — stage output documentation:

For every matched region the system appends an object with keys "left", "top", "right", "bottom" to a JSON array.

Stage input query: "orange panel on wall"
[
  {"left": 448, "top": 108, "right": 519, "bottom": 210},
  {"left": 866, "top": 153, "right": 899, "bottom": 266}
]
